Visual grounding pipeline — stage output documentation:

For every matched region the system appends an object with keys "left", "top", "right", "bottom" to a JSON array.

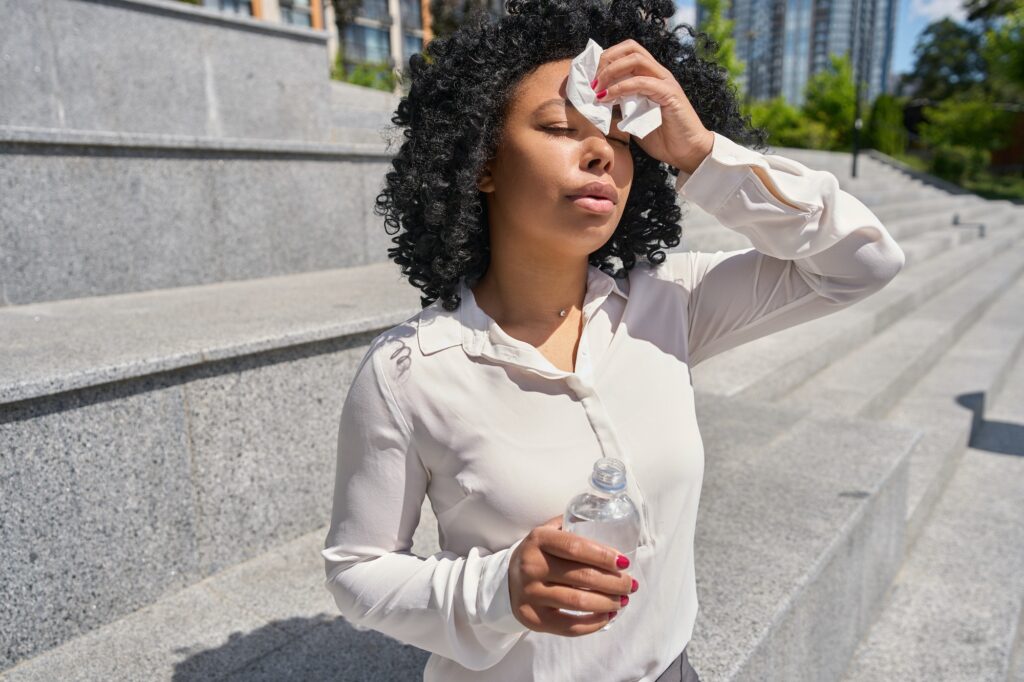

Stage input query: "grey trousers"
[{"left": 653, "top": 645, "right": 701, "bottom": 682}]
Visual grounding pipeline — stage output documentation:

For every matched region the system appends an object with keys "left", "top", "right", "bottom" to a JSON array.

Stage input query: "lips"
[
  {"left": 568, "top": 196, "right": 616, "bottom": 214},
  {"left": 567, "top": 181, "right": 618, "bottom": 204}
]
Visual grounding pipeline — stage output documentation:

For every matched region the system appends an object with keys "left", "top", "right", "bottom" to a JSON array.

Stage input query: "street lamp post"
[
  {"left": 853, "top": 83, "right": 862, "bottom": 178},
  {"left": 851, "top": 0, "right": 873, "bottom": 178}
]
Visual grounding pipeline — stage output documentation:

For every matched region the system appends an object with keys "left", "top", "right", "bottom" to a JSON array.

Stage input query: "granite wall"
[{"left": 0, "top": 0, "right": 334, "bottom": 141}]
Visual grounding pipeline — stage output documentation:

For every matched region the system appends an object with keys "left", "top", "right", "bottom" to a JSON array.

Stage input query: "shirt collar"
[{"left": 417, "top": 264, "right": 629, "bottom": 357}]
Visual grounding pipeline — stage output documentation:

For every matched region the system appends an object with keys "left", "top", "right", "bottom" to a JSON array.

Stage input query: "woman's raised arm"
[
  {"left": 666, "top": 131, "right": 907, "bottom": 367},
  {"left": 322, "top": 344, "right": 529, "bottom": 671}
]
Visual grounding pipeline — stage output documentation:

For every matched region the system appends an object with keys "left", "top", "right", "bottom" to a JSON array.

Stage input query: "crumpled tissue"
[{"left": 565, "top": 38, "right": 663, "bottom": 140}]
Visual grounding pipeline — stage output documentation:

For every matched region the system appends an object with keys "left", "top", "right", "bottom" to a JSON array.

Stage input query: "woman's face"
[{"left": 477, "top": 58, "right": 634, "bottom": 260}]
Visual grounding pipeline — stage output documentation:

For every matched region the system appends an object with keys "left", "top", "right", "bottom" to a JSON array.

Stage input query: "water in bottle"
[{"left": 561, "top": 457, "right": 641, "bottom": 631}]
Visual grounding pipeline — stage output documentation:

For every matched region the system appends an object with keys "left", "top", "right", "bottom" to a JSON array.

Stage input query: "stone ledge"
[
  {"left": 0, "top": 263, "right": 423, "bottom": 405},
  {"left": 0, "top": 125, "right": 391, "bottom": 158}
]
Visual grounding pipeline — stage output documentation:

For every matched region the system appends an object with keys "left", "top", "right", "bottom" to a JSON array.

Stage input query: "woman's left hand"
[{"left": 590, "top": 39, "right": 715, "bottom": 174}]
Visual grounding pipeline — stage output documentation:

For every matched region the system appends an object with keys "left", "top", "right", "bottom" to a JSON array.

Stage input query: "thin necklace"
[{"left": 472, "top": 280, "right": 577, "bottom": 318}]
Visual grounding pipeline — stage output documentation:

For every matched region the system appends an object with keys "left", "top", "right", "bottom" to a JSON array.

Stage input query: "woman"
[{"left": 321, "top": 0, "right": 906, "bottom": 679}]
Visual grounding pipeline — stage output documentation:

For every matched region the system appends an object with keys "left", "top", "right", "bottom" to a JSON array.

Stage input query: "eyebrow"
[
  {"left": 536, "top": 98, "right": 575, "bottom": 113},
  {"left": 535, "top": 98, "right": 623, "bottom": 118}
]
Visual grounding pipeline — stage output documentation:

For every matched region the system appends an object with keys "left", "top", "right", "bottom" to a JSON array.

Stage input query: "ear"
[{"left": 477, "top": 162, "right": 496, "bottom": 193}]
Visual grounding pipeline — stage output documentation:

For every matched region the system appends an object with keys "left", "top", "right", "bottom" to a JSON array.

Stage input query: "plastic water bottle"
[{"left": 560, "top": 457, "right": 641, "bottom": 631}]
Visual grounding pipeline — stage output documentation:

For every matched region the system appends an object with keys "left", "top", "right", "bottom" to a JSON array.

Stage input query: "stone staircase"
[
  {"left": 684, "top": 185, "right": 1024, "bottom": 682},
  {"left": 2, "top": 1, "right": 1023, "bottom": 680}
]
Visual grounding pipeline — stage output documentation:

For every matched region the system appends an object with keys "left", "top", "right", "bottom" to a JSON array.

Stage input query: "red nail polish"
[
  {"left": 631, "top": 578, "right": 639, "bottom": 593},
  {"left": 608, "top": 611, "right": 617, "bottom": 619},
  {"left": 616, "top": 554, "right": 630, "bottom": 569},
  {"left": 620, "top": 595, "right": 629, "bottom": 606},
  {"left": 596, "top": 88, "right": 608, "bottom": 99},
  {"left": 590, "top": 77, "right": 598, "bottom": 89}
]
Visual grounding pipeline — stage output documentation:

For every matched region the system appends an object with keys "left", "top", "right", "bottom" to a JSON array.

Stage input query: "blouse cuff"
[
  {"left": 479, "top": 537, "right": 531, "bottom": 635},
  {"left": 675, "top": 131, "right": 820, "bottom": 217}
]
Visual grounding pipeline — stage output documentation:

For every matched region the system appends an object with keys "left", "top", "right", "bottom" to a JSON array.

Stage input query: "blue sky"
[{"left": 670, "top": 0, "right": 969, "bottom": 78}]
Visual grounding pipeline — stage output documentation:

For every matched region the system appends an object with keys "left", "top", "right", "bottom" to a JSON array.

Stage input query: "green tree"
[
  {"left": 982, "top": 4, "right": 1024, "bottom": 96},
  {"left": 964, "top": 0, "right": 1023, "bottom": 27},
  {"left": 428, "top": 0, "right": 492, "bottom": 38},
  {"left": 694, "top": 0, "right": 746, "bottom": 90},
  {"left": 331, "top": 0, "right": 366, "bottom": 81},
  {"left": 745, "top": 96, "right": 832, "bottom": 148},
  {"left": 864, "top": 94, "right": 908, "bottom": 156},
  {"left": 331, "top": 43, "right": 397, "bottom": 91},
  {"left": 902, "top": 18, "right": 987, "bottom": 101},
  {"left": 801, "top": 53, "right": 856, "bottom": 150},
  {"left": 918, "top": 93, "right": 1014, "bottom": 179},
  {"left": 919, "top": 93, "right": 1010, "bottom": 148}
]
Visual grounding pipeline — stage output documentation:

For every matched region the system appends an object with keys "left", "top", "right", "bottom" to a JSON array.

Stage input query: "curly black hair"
[{"left": 374, "top": 0, "right": 768, "bottom": 312}]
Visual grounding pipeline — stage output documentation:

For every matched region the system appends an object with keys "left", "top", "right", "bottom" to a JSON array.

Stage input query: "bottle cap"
[{"left": 591, "top": 457, "right": 627, "bottom": 493}]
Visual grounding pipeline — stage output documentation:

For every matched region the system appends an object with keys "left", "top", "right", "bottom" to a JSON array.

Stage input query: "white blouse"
[{"left": 322, "top": 131, "right": 906, "bottom": 681}]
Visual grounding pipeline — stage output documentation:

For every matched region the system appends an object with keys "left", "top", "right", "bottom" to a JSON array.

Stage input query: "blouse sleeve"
[
  {"left": 321, "top": 343, "right": 530, "bottom": 671},
  {"left": 668, "top": 131, "right": 907, "bottom": 368}
]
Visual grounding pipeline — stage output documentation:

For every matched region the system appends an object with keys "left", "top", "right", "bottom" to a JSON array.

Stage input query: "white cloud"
[
  {"left": 670, "top": 1, "right": 697, "bottom": 29},
  {"left": 909, "top": 0, "right": 968, "bottom": 22}
]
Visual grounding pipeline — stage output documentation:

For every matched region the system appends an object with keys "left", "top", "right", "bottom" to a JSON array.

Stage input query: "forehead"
[{"left": 510, "top": 59, "right": 622, "bottom": 119}]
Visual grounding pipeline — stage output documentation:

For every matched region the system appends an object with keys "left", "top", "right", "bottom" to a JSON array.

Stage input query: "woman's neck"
[{"left": 469, "top": 257, "right": 590, "bottom": 330}]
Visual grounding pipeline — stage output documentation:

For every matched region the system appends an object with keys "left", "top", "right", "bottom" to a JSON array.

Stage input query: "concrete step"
[
  {"left": 782, "top": 235, "right": 1024, "bottom": 420},
  {"left": 884, "top": 270, "right": 1024, "bottom": 548},
  {"left": 839, "top": 347, "right": 1024, "bottom": 682},
  {"left": 327, "top": 80, "right": 401, "bottom": 144},
  {"left": 685, "top": 398, "right": 920, "bottom": 682},
  {"left": 0, "top": 263, "right": 423, "bottom": 668},
  {"left": 0, "top": 126, "right": 393, "bottom": 306},
  {"left": 681, "top": 187, "right": 968, "bottom": 236},
  {"left": 1013, "top": 624, "right": 1024, "bottom": 682},
  {"left": 846, "top": 192, "right": 982, "bottom": 218},
  {"left": 683, "top": 196, "right": 1001, "bottom": 253},
  {"left": 0, "top": 396, "right": 920, "bottom": 682},
  {"left": 694, "top": 228, "right": 1024, "bottom": 658},
  {"left": 771, "top": 148, "right": 907, "bottom": 179},
  {"left": 843, "top": 184, "right": 953, "bottom": 206},
  {"left": 690, "top": 210, "right": 1024, "bottom": 399},
  {"left": 1013, "top": 593, "right": 1024, "bottom": 682},
  {"left": 0, "top": 529, "right": 419, "bottom": 681}
]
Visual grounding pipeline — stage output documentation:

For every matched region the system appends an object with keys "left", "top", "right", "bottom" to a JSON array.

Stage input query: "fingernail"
[
  {"left": 616, "top": 554, "right": 630, "bottom": 569},
  {"left": 590, "top": 77, "right": 598, "bottom": 90},
  {"left": 608, "top": 611, "right": 617, "bottom": 619},
  {"left": 620, "top": 595, "right": 629, "bottom": 606},
  {"left": 596, "top": 89, "right": 608, "bottom": 99},
  {"left": 631, "top": 578, "right": 639, "bottom": 593}
]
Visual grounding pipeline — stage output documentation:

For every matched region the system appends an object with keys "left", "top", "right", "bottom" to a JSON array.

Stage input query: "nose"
[{"left": 583, "top": 133, "right": 616, "bottom": 172}]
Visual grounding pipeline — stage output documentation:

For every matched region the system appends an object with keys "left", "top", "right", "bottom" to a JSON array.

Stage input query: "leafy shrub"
[
  {"left": 865, "top": 94, "right": 908, "bottom": 156},
  {"left": 929, "top": 144, "right": 990, "bottom": 182},
  {"left": 745, "top": 97, "right": 832, "bottom": 149}
]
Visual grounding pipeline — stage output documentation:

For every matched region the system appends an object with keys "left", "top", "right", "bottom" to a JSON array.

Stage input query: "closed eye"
[{"left": 542, "top": 126, "right": 630, "bottom": 146}]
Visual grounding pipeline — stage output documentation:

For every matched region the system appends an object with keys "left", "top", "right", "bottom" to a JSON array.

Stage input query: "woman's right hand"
[{"left": 507, "top": 514, "right": 639, "bottom": 636}]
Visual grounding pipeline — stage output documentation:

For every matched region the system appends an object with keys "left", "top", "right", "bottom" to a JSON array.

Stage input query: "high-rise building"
[{"left": 696, "top": 0, "right": 897, "bottom": 108}]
